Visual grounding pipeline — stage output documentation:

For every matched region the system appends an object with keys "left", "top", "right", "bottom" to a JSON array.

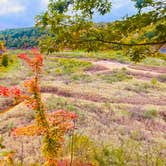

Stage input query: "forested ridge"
[{"left": 0, "top": 27, "right": 45, "bottom": 49}]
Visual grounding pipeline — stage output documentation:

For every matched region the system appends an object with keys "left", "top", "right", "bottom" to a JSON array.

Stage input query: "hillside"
[
  {"left": 0, "top": 27, "right": 44, "bottom": 49},
  {"left": 0, "top": 0, "right": 166, "bottom": 165},
  {"left": 0, "top": 50, "right": 166, "bottom": 165}
]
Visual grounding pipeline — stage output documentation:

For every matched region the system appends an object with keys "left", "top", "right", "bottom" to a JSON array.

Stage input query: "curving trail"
[
  {"left": 41, "top": 86, "right": 166, "bottom": 106},
  {"left": 0, "top": 59, "right": 166, "bottom": 114},
  {"left": 90, "top": 60, "right": 166, "bottom": 79}
]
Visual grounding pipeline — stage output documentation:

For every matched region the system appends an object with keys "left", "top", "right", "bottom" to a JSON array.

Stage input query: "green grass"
[
  {"left": 100, "top": 68, "right": 133, "bottom": 84},
  {"left": 124, "top": 81, "right": 158, "bottom": 94},
  {"left": 51, "top": 50, "right": 131, "bottom": 63},
  {"left": 70, "top": 73, "right": 92, "bottom": 82},
  {"left": 0, "top": 54, "right": 20, "bottom": 77},
  {"left": 65, "top": 133, "right": 166, "bottom": 166},
  {"left": 50, "top": 50, "right": 166, "bottom": 67},
  {"left": 45, "top": 96, "right": 84, "bottom": 118},
  {"left": 7, "top": 49, "right": 166, "bottom": 67},
  {"left": 53, "top": 58, "right": 92, "bottom": 75},
  {"left": 141, "top": 57, "right": 166, "bottom": 66},
  {"left": 0, "top": 49, "right": 166, "bottom": 165},
  {"left": 94, "top": 50, "right": 131, "bottom": 63}
]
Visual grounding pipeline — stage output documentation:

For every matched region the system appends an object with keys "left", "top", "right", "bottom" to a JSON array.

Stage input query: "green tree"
[{"left": 36, "top": 0, "right": 166, "bottom": 61}]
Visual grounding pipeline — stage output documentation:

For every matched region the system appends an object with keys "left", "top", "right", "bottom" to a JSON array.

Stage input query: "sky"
[{"left": 0, "top": 0, "right": 137, "bottom": 30}]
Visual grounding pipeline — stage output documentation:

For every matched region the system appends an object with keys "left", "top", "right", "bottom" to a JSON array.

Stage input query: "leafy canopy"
[{"left": 36, "top": 0, "right": 166, "bottom": 61}]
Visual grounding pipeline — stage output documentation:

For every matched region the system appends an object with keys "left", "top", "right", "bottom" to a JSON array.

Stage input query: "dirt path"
[
  {"left": 48, "top": 54, "right": 166, "bottom": 78},
  {"left": 41, "top": 86, "right": 166, "bottom": 106},
  {"left": 1, "top": 59, "right": 165, "bottom": 115},
  {"left": 90, "top": 60, "right": 166, "bottom": 79}
]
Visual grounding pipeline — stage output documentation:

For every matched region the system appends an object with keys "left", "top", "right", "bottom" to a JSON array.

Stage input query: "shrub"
[
  {"left": 144, "top": 108, "right": 158, "bottom": 119},
  {"left": 1, "top": 53, "right": 9, "bottom": 67},
  {"left": 67, "top": 134, "right": 166, "bottom": 166},
  {"left": 66, "top": 134, "right": 96, "bottom": 164},
  {"left": 151, "top": 78, "right": 158, "bottom": 86}
]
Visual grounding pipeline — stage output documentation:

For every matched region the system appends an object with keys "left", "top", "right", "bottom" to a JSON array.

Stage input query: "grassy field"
[{"left": 0, "top": 50, "right": 166, "bottom": 165}]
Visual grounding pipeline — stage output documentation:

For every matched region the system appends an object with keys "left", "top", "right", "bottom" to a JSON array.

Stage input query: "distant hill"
[{"left": 0, "top": 27, "right": 45, "bottom": 49}]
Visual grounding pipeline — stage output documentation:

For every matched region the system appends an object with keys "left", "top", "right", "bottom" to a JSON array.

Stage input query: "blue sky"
[{"left": 0, "top": 0, "right": 137, "bottom": 30}]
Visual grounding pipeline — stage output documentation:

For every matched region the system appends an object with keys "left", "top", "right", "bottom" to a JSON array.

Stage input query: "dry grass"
[{"left": 0, "top": 52, "right": 166, "bottom": 164}]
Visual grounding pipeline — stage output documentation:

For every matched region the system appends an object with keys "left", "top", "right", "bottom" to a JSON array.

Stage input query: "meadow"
[{"left": 0, "top": 49, "right": 166, "bottom": 165}]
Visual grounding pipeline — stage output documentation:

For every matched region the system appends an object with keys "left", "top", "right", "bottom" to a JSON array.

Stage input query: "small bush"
[
  {"left": 151, "top": 78, "right": 158, "bottom": 85},
  {"left": 1, "top": 53, "right": 9, "bottom": 67},
  {"left": 66, "top": 134, "right": 96, "bottom": 163},
  {"left": 144, "top": 108, "right": 158, "bottom": 119}
]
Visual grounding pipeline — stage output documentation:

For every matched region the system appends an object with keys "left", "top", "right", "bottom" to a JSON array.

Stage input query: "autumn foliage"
[
  {"left": 0, "top": 41, "right": 6, "bottom": 54},
  {"left": 0, "top": 49, "right": 80, "bottom": 165}
]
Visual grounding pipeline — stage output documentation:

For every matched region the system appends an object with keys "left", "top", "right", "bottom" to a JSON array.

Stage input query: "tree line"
[{"left": 0, "top": 27, "right": 46, "bottom": 49}]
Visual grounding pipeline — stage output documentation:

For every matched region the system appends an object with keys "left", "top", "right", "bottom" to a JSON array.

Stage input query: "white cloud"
[
  {"left": 40, "top": 0, "right": 49, "bottom": 7},
  {"left": 0, "top": 0, "right": 25, "bottom": 16},
  {"left": 112, "top": 0, "right": 132, "bottom": 9}
]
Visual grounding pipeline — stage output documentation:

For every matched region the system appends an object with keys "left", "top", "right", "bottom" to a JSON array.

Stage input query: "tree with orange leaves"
[{"left": 0, "top": 49, "right": 78, "bottom": 166}]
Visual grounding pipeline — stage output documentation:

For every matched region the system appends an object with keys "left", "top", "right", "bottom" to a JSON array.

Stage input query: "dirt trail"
[
  {"left": 1, "top": 85, "right": 165, "bottom": 116},
  {"left": 41, "top": 86, "right": 166, "bottom": 106},
  {"left": 90, "top": 60, "right": 166, "bottom": 78},
  {"left": 49, "top": 54, "right": 166, "bottom": 77},
  {"left": 1, "top": 59, "right": 165, "bottom": 115}
]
